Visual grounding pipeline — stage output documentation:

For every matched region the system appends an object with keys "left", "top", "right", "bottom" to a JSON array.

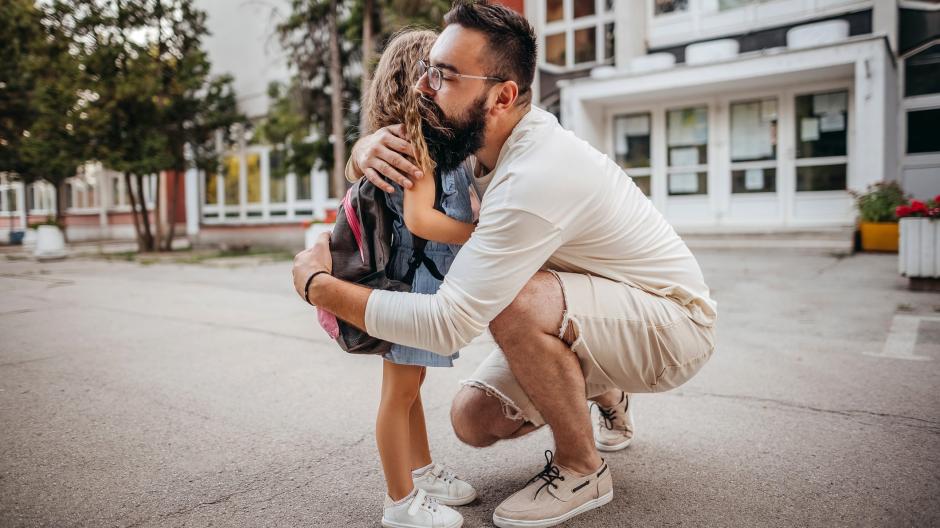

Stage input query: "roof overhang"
[{"left": 560, "top": 35, "right": 895, "bottom": 107}]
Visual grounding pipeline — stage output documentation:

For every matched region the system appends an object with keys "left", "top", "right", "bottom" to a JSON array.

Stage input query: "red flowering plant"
[{"left": 895, "top": 195, "right": 940, "bottom": 219}]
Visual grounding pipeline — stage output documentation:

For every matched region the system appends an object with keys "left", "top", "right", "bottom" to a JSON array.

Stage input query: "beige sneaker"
[
  {"left": 492, "top": 450, "right": 613, "bottom": 528},
  {"left": 593, "top": 392, "right": 635, "bottom": 452},
  {"left": 413, "top": 463, "right": 477, "bottom": 506}
]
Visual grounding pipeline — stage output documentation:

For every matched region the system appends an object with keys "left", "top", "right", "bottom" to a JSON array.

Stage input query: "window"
[
  {"left": 905, "top": 45, "right": 940, "bottom": 97},
  {"left": 224, "top": 155, "right": 240, "bottom": 205},
  {"left": 204, "top": 171, "right": 218, "bottom": 206},
  {"left": 613, "top": 113, "right": 652, "bottom": 195},
  {"left": 667, "top": 106, "right": 708, "bottom": 196},
  {"left": 718, "top": 0, "right": 764, "bottom": 10},
  {"left": 907, "top": 108, "right": 940, "bottom": 154},
  {"left": 246, "top": 153, "right": 262, "bottom": 204},
  {"left": 270, "top": 149, "right": 288, "bottom": 203},
  {"left": 654, "top": 0, "right": 688, "bottom": 16},
  {"left": 795, "top": 90, "right": 848, "bottom": 191},
  {"left": 542, "top": 0, "right": 615, "bottom": 68},
  {"left": 573, "top": 0, "right": 594, "bottom": 18},
  {"left": 730, "top": 98, "right": 777, "bottom": 193},
  {"left": 547, "top": 0, "right": 563, "bottom": 22}
]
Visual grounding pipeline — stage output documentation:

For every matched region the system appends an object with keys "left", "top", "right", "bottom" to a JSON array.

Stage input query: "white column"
[
  {"left": 16, "top": 182, "right": 27, "bottom": 230},
  {"left": 185, "top": 167, "right": 200, "bottom": 236},
  {"left": 98, "top": 166, "right": 109, "bottom": 235},
  {"left": 286, "top": 172, "right": 297, "bottom": 220},
  {"left": 260, "top": 148, "right": 271, "bottom": 221},
  {"left": 312, "top": 167, "right": 328, "bottom": 220},
  {"left": 873, "top": 0, "right": 898, "bottom": 55},
  {"left": 615, "top": 0, "right": 646, "bottom": 66}
]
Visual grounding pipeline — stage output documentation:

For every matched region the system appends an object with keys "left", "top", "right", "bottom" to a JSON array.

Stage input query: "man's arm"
[
  {"left": 347, "top": 125, "right": 424, "bottom": 193},
  {"left": 291, "top": 233, "right": 371, "bottom": 330},
  {"left": 364, "top": 203, "right": 564, "bottom": 354}
]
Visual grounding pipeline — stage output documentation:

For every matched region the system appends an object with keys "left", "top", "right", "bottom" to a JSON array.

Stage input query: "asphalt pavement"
[{"left": 1, "top": 247, "right": 938, "bottom": 527}]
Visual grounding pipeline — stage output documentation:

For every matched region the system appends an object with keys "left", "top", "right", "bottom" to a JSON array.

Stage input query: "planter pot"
[
  {"left": 34, "top": 225, "right": 67, "bottom": 260},
  {"left": 899, "top": 218, "right": 940, "bottom": 278},
  {"left": 305, "top": 223, "right": 334, "bottom": 249},
  {"left": 859, "top": 222, "right": 898, "bottom": 252}
]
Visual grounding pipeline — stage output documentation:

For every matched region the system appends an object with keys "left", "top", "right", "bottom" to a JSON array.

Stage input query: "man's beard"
[{"left": 419, "top": 94, "right": 487, "bottom": 174}]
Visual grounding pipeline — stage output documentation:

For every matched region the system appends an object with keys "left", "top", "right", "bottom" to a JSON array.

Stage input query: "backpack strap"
[{"left": 401, "top": 173, "right": 446, "bottom": 284}]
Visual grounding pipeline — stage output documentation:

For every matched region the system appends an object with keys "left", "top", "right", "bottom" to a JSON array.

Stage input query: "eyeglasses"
[{"left": 416, "top": 59, "right": 505, "bottom": 91}]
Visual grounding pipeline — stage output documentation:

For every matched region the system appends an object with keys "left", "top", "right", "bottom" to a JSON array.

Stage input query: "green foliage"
[{"left": 851, "top": 181, "right": 907, "bottom": 223}]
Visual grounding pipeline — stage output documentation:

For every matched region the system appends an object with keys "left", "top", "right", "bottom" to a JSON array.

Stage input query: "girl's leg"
[
  {"left": 409, "top": 367, "right": 433, "bottom": 471},
  {"left": 376, "top": 360, "right": 424, "bottom": 501}
]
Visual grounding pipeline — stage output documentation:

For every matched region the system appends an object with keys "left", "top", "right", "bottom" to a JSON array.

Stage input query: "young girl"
[{"left": 363, "top": 30, "right": 478, "bottom": 528}]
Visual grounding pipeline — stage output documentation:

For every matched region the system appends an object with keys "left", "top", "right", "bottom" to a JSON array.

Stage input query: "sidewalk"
[{"left": 1, "top": 248, "right": 938, "bottom": 527}]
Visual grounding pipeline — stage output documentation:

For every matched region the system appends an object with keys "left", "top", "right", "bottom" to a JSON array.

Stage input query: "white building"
[{"left": 520, "top": 0, "right": 940, "bottom": 232}]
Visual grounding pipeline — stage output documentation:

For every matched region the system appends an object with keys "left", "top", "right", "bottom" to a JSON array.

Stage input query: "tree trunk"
[
  {"left": 328, "top": 0, "right": 346, "bottom": 198},
  {"left": 124, "top": 173, "right": 144, "bottom": 250},
  {"left": 154, "top": 171, "right": 164, "bottom": 252},
  {"left": 359, "top": 0, "right": 374, "bottom": 135},
  {"left": 164, "top": 170, "right": 178, "bottom": 251},
  {"left": 54, "top": 180, "right": 68, "bottom": 243},
  {"left": 135, "top": 173, "right": 154, "bottom": 251}
]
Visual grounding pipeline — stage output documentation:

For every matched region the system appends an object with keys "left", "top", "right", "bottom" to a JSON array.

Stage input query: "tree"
[
  {"left": 278, "top": 0, "right": 361, "bottom": 199},
  {"left": 77, "top": 0, "right": 243, "bottom": 252},
  {"left": 273, "top": 0, "right": 451, "bottom": 199},
  {"left": 1, "top": 0, "right": 93, "bottom": 228}
]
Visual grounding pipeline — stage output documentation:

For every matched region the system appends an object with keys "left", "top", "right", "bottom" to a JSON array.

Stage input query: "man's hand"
[
  {"left": 350, "top": 124, "right": 423, "bottom": 193},
  {"left": 292, "top": 232, "right": 333, "bottom": 304}
]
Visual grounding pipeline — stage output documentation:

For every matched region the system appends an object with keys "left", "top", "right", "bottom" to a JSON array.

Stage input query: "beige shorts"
[{"left": 462, "top": 271, "right": 716, "bottom": 426}]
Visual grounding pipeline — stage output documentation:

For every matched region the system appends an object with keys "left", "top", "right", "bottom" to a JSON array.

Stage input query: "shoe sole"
[
  {"left": 424, "top": 489, "right": 477, "bottom": 506},
  {"left": 382, "top": 516, "right": 463, "bottom": 528},
  {"left": 491, "top": 490, "right": 613, "bottom": 528},
  {"left": 596, "top": 437, "right": 632, "bottom": 451}
]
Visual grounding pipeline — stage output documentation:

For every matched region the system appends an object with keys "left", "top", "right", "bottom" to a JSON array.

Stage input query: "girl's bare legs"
[
  {"left": 408, "top": 367, "right": 433, "bottom": 471},
  {"left": 376, "top": 360, "right": 426, "bottom": 501}
]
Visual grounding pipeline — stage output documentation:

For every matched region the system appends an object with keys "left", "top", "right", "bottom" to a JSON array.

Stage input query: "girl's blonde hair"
[{"left": 364, "top": 29, "right": 442, "bottom": 180}]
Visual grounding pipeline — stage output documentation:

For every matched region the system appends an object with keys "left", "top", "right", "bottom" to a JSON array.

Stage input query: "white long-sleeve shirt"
[{"left": 365, "top": 106, "right": 717, "bottom": 355}]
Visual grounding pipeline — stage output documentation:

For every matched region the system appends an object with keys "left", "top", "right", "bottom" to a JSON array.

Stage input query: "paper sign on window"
[
  {"left": 819, "top": 112, "right": 845, "bottom": 132},
  {"left": 669, "top": 172, "right": 699, "bottom": 193},
  {"left": 670, "top": 147, "right": 699, "bottom": 166},
  {"left": 744, "top": 168, "right": 765, "bottom": 191},
  {"left": 800, "top": 118, "right": 820, "bottom": 142}
]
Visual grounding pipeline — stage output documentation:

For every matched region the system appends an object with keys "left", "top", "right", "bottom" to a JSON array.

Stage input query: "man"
[{"left": 292, "top": 3, "right": 717, "bottom": 527}]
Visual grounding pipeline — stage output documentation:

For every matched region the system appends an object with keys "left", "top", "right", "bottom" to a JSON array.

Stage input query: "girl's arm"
[{"left": 402, "top": 170, "right": 475, "bottom": 245}]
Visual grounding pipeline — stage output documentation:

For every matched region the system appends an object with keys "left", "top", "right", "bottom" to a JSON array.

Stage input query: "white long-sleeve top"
[{"left": 365, "top": 106, "right": 717, "bottom": 355}]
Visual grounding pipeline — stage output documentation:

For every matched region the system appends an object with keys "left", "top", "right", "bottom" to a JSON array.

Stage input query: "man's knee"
[
  {"left": 490, "top": 272, "right": 564, "bottom": 339},
  {"left": 450, "top": 386, "right": 503, "bottom": 448}
]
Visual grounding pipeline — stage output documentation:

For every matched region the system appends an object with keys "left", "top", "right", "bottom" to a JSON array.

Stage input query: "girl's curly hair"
[{"left": 363, "top": 29, "right": 445, "bottom": 180}]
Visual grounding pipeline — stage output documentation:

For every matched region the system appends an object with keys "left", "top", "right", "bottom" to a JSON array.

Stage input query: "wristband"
[{"left": 304, "top": 270, "right": 330, "bottom": 306}]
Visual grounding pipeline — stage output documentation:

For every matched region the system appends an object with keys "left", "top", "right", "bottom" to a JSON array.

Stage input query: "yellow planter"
[{"left": 859, "top": 222, "right": 899, "bottom": 252}]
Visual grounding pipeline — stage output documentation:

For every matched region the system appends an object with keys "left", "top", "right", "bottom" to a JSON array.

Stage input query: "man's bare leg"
[
  {"left": 488, "top": 272, "right": 602, "bottom": 475},
  {"left": 591, "top": 389, "right": 624, "bottom": 407},
  {"left": 450, "top": 386, "right": 541, "bottom": 447}
]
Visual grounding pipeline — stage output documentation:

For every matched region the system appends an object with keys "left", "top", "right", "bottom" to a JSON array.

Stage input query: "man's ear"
[{"left": 490, "top": 81, "right": 519, "bottom": 114}]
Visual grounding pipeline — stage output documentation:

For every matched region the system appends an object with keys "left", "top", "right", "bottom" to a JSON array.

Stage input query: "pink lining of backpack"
[{"left": 317, "top": 187, "right": 364, "bottom": 341}]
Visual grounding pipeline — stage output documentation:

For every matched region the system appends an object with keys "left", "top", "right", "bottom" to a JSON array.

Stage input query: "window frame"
[{"left": 540, "top": 0, "right": 616, "bottom": 72}]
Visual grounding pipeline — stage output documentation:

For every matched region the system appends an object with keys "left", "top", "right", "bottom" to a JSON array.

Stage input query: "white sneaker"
[
  {"left": 412, "top": 463, "right": 477, "bottom": 506},
  {"left": 382, "top": 488, "right": 463, "bottom": 528}
]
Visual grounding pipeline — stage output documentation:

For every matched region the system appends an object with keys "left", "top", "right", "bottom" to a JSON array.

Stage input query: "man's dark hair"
[{"left": 444, "top": 1, "right": 537, "bottom": 106}]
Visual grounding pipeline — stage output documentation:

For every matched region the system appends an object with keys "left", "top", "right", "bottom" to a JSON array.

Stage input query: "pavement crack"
[
  {"left": 681, "top": 390, "right": 940, "bottom": 434},
  {"left": 0, "top": 354, "right": 65, "bottom": 368}
]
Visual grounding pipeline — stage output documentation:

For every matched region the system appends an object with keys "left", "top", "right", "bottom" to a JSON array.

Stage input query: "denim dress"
[{"left": 383, "top": 163, "right": 475, "bottom": 367}]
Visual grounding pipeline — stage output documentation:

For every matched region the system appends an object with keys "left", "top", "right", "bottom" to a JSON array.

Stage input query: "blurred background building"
[{"left": 1, "top": 0, "right": 937, "bottom": 247}]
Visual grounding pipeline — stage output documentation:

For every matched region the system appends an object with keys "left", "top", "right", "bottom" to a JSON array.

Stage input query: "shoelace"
[
  {"left": 428, "top": 464, "right": 456, "bottom": 485},
  {"left": 525, "top": 450, "right": 565, "bottom": 499},
  {"left": 592, "top": 392, "right": 627, "bottom": 431},
  {"left": 407, "top": 489, "right": 440, "bottom": 515}
]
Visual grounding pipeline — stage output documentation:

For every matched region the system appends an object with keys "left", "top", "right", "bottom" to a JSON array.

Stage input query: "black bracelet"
[{"left": 304, "top": 270, "right": 330, "bottom": 306}]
